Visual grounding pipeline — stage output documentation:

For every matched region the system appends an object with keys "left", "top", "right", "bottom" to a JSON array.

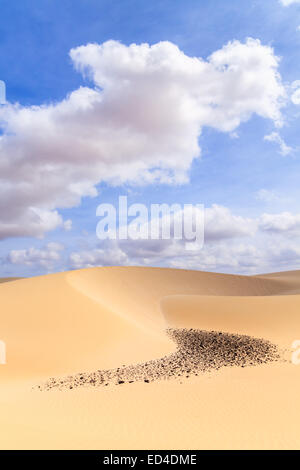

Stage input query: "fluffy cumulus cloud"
[
  {"left": 67, "top": 206, "right": 300, "bottom": 274},
  {"left": 205, "top": 205, "right": 255, "bottom": 241},
  {"left": 6, "top": 204, "right": 300, "bottom": 274},
  {"left": 0, "top": 39, "right": 285, "bottom": 240},
  {"left": 67, "top": 232, "right": 300, "bottom": 275},
  {"left": 259, "top": 212, "right": 300, "bottom": 235},
  {"left": 69, "top": 242, "right": 129, "bottom": 269},
  {"left": 7, "top": 242, "right": 64, "bottom": 270},
  {"left": 0, "top": 207, "right": 72, "bottom": 240},
  {"left": 166, "top": 238, "right": 300, "bottom": 274},
  {"left": 95, "top": 203, "right": 254, "bottom": 248},
  {"left": 264, "top": 132, "right": 292, "bottom": 156}
]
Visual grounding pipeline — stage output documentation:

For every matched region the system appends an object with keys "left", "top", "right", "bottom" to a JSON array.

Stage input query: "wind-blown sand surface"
[{"left": 0, "top": 267, "right": 299, "bottom": 449}]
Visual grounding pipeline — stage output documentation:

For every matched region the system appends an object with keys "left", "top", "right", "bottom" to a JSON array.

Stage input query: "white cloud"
[
  {"left": 8, "top": 242, "right": 64, "bottom": 270},
  {"left": 264, "top": 132, "right": 292, "bottom": 156},
  {"left": 280, "top": 0, "right": 300, "bottom": 6},
  {"left": 256, "top": 189, "right": 277, "bottom": 203},
  {"left": 63, "top": 219, "right": 72, "bottom": 231},
  {"left": 97, "top": 203, "right": 255, "bottom": 247},
  {"left": 166, "top": 237, "right": 300, "bottom": 274},
  {"left": 229, "top": 132, "right": 239, "bottom": 139},
  {"left": 69, "top": 242, "right": 129, "bottom": 269},
  {"left": 2, "top": 199, "right": 296, "bottom": 275},
  {"left": 7, "top": 204, "right": 300, "bottom": 274},
  {"left": 256, "top": 189, "right": 292, "bottom": 204},
  {"left": 68, "top": 206, "right": 300, "bottom": 274},
  {"left": 256, "top": 189, "right": 280, "bottom": 203},
  {"left": 291, "top": 89, "right": 300, "bottom": 104},
  {"left": 291, "top": 80, "right": 300, "bottom": 104},
  {"left": 205, "top": 205, "right": 256, "bottom": 241},
  {"left": 68, "top": 232, "right": 300, "bottom": 275},
  {"left": 70, "top": 204, "right": 255, "bottom": 269},
  {"left": 0, "top": 38, "right": 285, "bottom": 239},
  {"left": 0, "top": 208, "right": 66, "bottom": 239},
  {"left": 259, "top": 211, "right": 300, "bottom": 235}
]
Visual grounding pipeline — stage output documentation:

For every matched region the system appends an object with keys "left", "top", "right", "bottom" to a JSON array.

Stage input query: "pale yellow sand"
[{"left": 0, "top": 267, "right": 299, "bottom": 449}]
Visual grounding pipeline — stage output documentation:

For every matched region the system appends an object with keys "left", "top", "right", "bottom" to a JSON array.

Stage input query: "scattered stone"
[{"left": 37, "top": 328, "right": 284, "bottom": 391}]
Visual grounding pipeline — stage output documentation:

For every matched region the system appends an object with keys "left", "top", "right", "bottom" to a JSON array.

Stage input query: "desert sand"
[{"left": 0, "top": 266, "right": 299, "bottom": 449}]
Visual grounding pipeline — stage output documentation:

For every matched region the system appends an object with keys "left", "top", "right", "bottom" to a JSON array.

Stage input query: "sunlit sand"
[{"left": 0, "top": 267, "right": 299, "bottom": 449}]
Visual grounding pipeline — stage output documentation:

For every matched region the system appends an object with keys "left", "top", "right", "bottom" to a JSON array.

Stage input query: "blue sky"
[{"left": 1, "top": 0, "right": 300, "bottom": 276}]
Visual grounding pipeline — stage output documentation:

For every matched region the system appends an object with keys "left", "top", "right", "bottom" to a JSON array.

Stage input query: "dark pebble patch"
[{"left": 37, "top": 328, "right": 284, "bottom": 391}]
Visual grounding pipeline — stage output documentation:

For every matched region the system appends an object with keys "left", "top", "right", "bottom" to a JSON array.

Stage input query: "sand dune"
[
  {"left": 162, "top": 294, "right": 300, "bottom": 346},
  {"left": 0, "top": 277, "right": 22, "bottom": 284},
  {"left": 0, "top": 267, "right": 299, "bottom": 449}
]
